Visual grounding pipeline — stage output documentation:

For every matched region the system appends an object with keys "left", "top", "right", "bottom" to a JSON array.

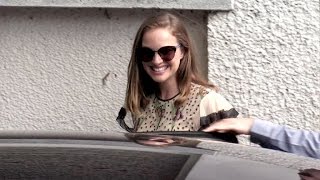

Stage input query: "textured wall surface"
[
  {"left": 208, "top": 0, "right": 319, "bottom": 131},
  {"left": 0, "top": 0, "right": 233, "bottom": 10},
  {"left": 0, "top": 8, "right": 207, "bottom": 131}
]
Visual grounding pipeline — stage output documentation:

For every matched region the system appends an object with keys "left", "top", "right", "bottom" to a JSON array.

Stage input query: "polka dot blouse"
[{"left": 133, "top": 83, "right": 238, "bottom": 132}]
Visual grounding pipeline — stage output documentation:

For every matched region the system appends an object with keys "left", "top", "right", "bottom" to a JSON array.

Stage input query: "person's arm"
[
  {"left": 250, "top": 119, "right": 320, "bottom": 159},
  {"left": 203, "top": 118, "right": 320, "bottom": 159}
]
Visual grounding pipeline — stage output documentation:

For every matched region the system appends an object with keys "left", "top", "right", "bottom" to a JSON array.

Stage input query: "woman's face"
[{"left": 140, "top": 28, "right": 184, "bottom": 86}]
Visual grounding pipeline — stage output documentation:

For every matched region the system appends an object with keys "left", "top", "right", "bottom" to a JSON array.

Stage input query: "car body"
[{"left": 0, "top": 130, "right": 319, "bottom": 179}]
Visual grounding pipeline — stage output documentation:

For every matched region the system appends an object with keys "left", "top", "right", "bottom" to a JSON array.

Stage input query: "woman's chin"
[
  {"left": 147, "top": 72, "right": 167, "bottom": 83},
  {"left": 150, "top": 76, "right": 167, "bottom": 83}
]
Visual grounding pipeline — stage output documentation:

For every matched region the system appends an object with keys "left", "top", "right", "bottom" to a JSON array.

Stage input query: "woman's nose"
[{"left": 152, "top": 52, "right": 163, "bottom": 64}]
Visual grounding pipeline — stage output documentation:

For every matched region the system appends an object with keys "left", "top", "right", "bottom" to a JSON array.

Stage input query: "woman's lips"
[{"left": 150, "top": 65, "right": 168, "bottom": 73}]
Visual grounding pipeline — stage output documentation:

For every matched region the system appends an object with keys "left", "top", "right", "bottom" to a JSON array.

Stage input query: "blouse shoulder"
[
  {"left": 199, "top": 88, "right": 234, "bottom": 116},
  {"left": 190, "top": 83, "right": 213, "bottom": 97}
]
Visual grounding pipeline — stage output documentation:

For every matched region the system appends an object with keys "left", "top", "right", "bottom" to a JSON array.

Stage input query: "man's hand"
[
  {"left": 299, "top": 169, "right": 320, "bottom": 180},
  {"left": 202, "top": 118, "right": 254, "bottom": 135}
]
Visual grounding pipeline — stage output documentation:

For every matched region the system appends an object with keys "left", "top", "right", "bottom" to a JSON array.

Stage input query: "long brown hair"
[{"left": 126, "top": 12, "right": 215, "bottom": 118}]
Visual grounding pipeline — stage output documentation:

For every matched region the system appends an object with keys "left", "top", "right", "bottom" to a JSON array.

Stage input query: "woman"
[{"left": 117, "top": 12, "right": 238, "bottom": 132}]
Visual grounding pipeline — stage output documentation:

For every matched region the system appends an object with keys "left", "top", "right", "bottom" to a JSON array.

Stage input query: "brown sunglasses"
[{"left": 136, "top": 44, "right": 181, "bottom": 62}]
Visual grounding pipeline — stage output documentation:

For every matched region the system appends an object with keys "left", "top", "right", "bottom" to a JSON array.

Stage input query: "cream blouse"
[{"left": 133, "top": 83, "right": 238, "bottom": 132}]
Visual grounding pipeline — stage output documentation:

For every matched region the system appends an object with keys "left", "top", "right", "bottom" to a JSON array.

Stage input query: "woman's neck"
[{"left": 158, "top": 81, "right": 180, "bottom": 100}]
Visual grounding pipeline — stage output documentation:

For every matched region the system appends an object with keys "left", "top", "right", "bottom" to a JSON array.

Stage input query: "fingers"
[
  {"left": 299, "top": 169, "right": 320, "bottom": 180},
  {"left": 299, "top": 174, "right": 319, "bottom": 180},
  {"left": 202, "top": 117, "right": 254, "bottom": 135},
  {"left": 202, "top": 123, "right": 217, "bottom": 132},
  {"left": 202, "top": 118, "right": 234, "bottom": 133}
]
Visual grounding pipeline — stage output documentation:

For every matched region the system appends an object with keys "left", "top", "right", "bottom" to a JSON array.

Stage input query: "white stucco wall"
[
  {"left": 208, "top": 0, "right": 320, "bottom": 131},
  {"left": 0, "top": 8, "right": 207, "bottom": 131}
]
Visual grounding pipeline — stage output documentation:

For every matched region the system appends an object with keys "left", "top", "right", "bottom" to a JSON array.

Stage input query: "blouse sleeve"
[
  {"left": 116, "top": 107, "right": 134, "bottom": 132},
  {"left": 199, "top": 91, "right": 239, "bottom": 128}
]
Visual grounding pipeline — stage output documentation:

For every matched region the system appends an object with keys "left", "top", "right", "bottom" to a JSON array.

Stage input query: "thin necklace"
[{"left": 156, "top": 91, "right": 180, "bottom": 101}]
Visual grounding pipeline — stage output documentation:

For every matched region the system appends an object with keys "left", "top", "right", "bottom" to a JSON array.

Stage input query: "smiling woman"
[{"left": 117, "top": 12, "right": 239, "bottom": 133}]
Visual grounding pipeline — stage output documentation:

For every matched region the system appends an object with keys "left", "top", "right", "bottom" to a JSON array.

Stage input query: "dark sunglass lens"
[
  {"left": 138, "top": 48, "right": 155, "bottom": 62},
  {"left": 158, "top": 46, "right": 176, "bottom": 61}
]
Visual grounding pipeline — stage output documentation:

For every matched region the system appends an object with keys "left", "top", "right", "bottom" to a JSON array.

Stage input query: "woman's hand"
[{"left": 203, "top": 118, "right": 254, "bottom": 135}]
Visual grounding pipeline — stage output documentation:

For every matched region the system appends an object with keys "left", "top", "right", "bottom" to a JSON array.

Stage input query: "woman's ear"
[{"left": 179, "top": 47, "right": 185, "bottom": 60}]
